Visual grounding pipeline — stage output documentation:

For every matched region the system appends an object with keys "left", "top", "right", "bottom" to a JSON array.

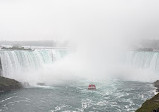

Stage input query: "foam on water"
[{"left": 0, "top": 79, "right": 155, "bottom": 112}]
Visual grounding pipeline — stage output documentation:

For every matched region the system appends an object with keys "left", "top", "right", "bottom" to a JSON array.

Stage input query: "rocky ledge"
[
  {"left": 136, "top": 81, "right": 159, "bottom": 112},
  {"left": 0, "top": 76, "right": 22, "bottom": 92},
  {"left": 136, "top": 93, "right": 159, "bottom": 112},
  {"left": 154, "top": 80, "right": 159, "bottom": 91}
]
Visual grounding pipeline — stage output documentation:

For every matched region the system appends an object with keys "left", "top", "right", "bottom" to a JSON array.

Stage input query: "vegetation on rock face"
[
  {"left": 136, "top": 93, "right": 159, "bottom": 112},
  {"left": 0, "top": 76, "right": 22, "bottom": 92}
]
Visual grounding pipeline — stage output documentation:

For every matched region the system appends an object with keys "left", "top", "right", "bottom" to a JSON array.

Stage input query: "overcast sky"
[{"left": 0, "top": 0, "right": 159, "bottom": 41}]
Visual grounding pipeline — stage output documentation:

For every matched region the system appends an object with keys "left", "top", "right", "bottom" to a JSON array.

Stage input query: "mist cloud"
[
  {"left": 0, "top": 0, "right": 159, "bottom": 42},
  {"left": 1, "top": 0, "right": 159, "bottom": 84}
]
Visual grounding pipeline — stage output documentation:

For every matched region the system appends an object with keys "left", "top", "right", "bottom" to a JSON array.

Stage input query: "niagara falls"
[{"left": 0, "top": 0, "right": 159, "bottom": 112}]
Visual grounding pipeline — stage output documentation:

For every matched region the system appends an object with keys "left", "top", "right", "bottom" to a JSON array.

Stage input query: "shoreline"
[{"left": 136, "top": 81, "right": 159, "bottom": 112}]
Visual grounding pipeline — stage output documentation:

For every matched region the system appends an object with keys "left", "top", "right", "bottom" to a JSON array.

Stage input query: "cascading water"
[
  {"left": 0, "top": 49, "right": 157, "bottom": 112},
  {"left": 0, "top": 49, "right": 67, "bottom": 77},
  {"left": 1, "top": 49, "right": 158, "bottom": 81},
  {"left": 125, "top": 51, "right": 159, "bottom": 73}
]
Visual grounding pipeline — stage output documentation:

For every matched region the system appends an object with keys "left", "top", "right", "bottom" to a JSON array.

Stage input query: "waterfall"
[
  {"left": 1, "top": 49, "right": 158, "bottom": 82},
  {"left": 125, "top": 51, "right": 159, "bottom": 72},
  {"left": 0, "top": 49, "right": 68, "bottom": 77}
]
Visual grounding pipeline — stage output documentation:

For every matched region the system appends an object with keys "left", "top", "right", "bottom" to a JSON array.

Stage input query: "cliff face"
[
  {"left": 136, "top": 93, "right": 159, "bottom": 112},
  {"left": 154, "top": 80, "right": 159, "bottom": 88},
  {"left": 0, "top": 76, "right": 22, "bottom": 92}
]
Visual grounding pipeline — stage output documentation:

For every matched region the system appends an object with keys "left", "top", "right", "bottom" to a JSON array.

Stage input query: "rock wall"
[{"left": 0, "top": 76, "right": 22, "bottom": 92}]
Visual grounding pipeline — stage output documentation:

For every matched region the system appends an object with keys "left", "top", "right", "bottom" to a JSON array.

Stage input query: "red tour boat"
[{"left": 88, "top": 84, "right": 96, "bottom": 90}]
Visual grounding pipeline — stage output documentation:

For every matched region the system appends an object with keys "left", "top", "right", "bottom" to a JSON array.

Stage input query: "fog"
[
  {"left": 1, "top": 0, "right": 159, "bottom": 84},
  {"left": 0, "top": 0, "right": 159, "bottom": 41}
]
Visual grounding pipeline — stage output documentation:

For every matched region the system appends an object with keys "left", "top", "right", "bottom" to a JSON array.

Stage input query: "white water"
[
  {"left": 0, "top": 49, "right": 67, "bottom": 78},
  {"left": 0, "top": 49, "right": 157, "bottom": 112},
  {"left": 0, "top": 49, "right": 159, "bottom": 84},
  {"left": 118, "top": 51, "right": 159, "bottom": 82},
  {"left": 125, "top": 51, "right": 159, "bottom": 72}
]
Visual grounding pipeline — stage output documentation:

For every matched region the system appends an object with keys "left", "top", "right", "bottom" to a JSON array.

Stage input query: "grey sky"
[{"left": 0, "top": 0, "right": 159, "bottom": 41}]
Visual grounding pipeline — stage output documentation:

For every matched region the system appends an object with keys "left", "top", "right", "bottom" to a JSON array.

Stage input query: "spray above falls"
[{"left": 0, "top": 47, "right": 159, "bottom": 84}]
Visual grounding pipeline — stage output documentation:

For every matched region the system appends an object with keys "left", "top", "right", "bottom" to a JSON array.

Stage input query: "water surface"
[{"left": 0, "top": 80, "right": 155, "bottom": 112}]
